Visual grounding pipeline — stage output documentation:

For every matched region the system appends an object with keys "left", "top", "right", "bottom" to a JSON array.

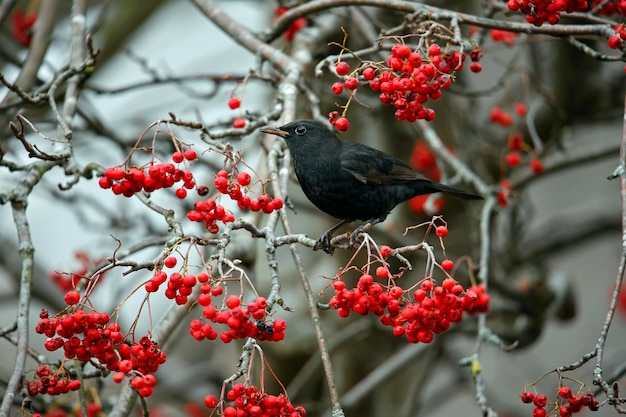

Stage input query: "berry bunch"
[
  {"left": 329, "top": 276, "right": 489, "bottom": 343},
  {"left": 212, "top": 169, "right": 283, "bottom": 213},
  {"left": 489, "top": 29, "right": 519, "bottom": 45},
  {"left": 204, "top": 383, "right": 306, "bottom": 417},
  {"left": 329, "top": 42, "right": 468, "bottom": 130},
  {"left": 195, "top": 293, "right": 286, "bottom": 343},
  {"left": 505, "top": 0, "right": 588, "bottom": 26},
  {"left": 35, "top": 308, "right": 166, "bottom": 397},
  {"left": 99, "top": 160, "right": 196, "bottom": 198},
  {"left": 520, "top": 387, "right": 599, "bottom": 417},
  {"left": 25, "top": 364, "right": 81, "bottom": 396}
]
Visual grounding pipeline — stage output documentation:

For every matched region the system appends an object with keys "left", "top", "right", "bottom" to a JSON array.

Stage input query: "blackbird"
[{"left": 261, "top": 119, "right": 482, "bottom": 254}]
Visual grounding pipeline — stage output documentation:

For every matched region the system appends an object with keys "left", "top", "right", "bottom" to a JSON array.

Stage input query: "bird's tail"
[{"left": 428, "top": 182, "right": 483, "bottom": 200}]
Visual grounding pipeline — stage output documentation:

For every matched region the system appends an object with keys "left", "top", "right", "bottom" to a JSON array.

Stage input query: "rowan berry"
[
  {"left": 608, "top": 35, "right": 622, "bottom": 49},
  {"left": 344, "top": 77, "right": 358, "bottom": 90},
  {"left": 508, "top": 131, "right": 524, "bottom": 150},
  {"left": 380, "top": 245, "right": 392, "bottom": 257},
  {"left": 441, "top": 260, "right": 454, "bottom": 271},
  {"left": 335, "top": 61, "right": 350, "bottom": 76},
  {"left": 64, "top": 290, "right": 80, "bottom": 305},
  {"left": 375, "top": 266, "right": 389, "bottom": 279},
  {"left": 228, "top": 97, "right": 241, "bottom": 109},
  {"left": 529, "top": 158, "right": 544, "bottom": 174},
  {"left": 435, "top": 225, "right": 448, "bottom": 237},
  {"left": 428, "top": 44, "right": 441, "bottom": 56},
  {"left": 175, "top": 188, "right": 187, "bottom": 199},
  {"left": 164, "top": 257, "right": 177, "bottom": 268},
  {"left": 469, "top": 62, "right": 482, "bottom": 73},
  {"left": 532, "top": 407, "right": 546, "bottom": 417},
  {"left": 236, "top": 171, "right": 251, "bottom": 186},
  {"left": 331, "top": 82, "right": 343, "bottom": 95},
  {"left": 514, "top": 102, "right": 527, "bottom": 117},
  {"left": 226, "top": 295, "right": 241, "bottom": 309},
  {"left": 172, "top": 151, "right": 184, "bottom": 163},
  {"left": 183, "top": 149, "right": 197, "bottom": 161},
  {"left": 233, "top": 118, "right": 246, "bottom": 128},
  {"left": 362, "top": 67, "right": 376, "bottom": 80},
  {"left": 533, "top": 393, "right": 548, "bottom": 407},
  {"left": 521, "top": 391, "right": 535, "bottom": 403},
  {"left": 559, "top": 386, "right": 572, "bottom": 399},
  {"left": 204, "top": 395, "right": 219, "bottom": 408},
  {"left": 335, "top": 117, "right": 349, "bottom": 131},
  {"left": 505, "top": 152, "right": 521, "bottom": 167}
]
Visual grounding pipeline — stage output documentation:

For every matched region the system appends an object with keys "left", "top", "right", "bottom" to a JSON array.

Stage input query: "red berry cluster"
[
  {"left": 593, "top": 0, "right": 626, "bottom": 15},
  {"left": 504, "top": 130, "right": 544, "bottom": 174},
  {"left": 35, "top": 308, "right": 165, "bottom": 397},
  {"left": 194, "top": 293, "right": 286, "bottom": 343},
  {"left": 520, "top": 387, "right": 599, "bottom": 417},
  {"left": 505, "top": 0, "right": 588, "bottom": 26},
  {"left": 329, "top": 276, "right": 489, "bottom": 343},
  {"left": 204, "top": 383, "right": 306, "bottom": 417},
  {"left": 99, "top": 153, "right": 196, "bottom": 198},
  {"left": 328, "top": 43, "right": 467, "bottom": 131},
  {"left": 25, "top": 364, "right": 81, "bottom": 396}
]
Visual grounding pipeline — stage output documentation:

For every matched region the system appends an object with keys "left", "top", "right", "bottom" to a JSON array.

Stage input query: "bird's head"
[{"left": 260, "top": 120, "right": 338, "bottom": 149}]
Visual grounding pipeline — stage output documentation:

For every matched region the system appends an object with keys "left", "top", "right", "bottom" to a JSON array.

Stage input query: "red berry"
[
  {"left": 183, "top": 149, "right": 197, "bottom": 161},
  {"left": 227, "top": 97, "right": 241, "bottom": 109},
  {"left": 559, "top": 386, "right": 572, "bottom": 399},
  {"left": 104, "top": 167, "right": 125, "bottom": 180},
  {"left": 172, "top": 151, "right": 184, "bottom": 163},
  {"left": 175, "top": 188, "right": 187, "bottom": 199},
  {"left": 98, "top": 177, "right": 112, "bottom": 189},
  {"left": 375, "top": 266, "right": 388, "bottom": 278},
  {"left": 335, "top": 61, "right": 350, "bottom": 76},
  {"left": 391, "top": 44, "right": 411, "bottom": 59},
  {"left": 435, "top": 225, "right": 448, "bottom": 237},
  {"left": 380, "top": 245, "right": 392, "bottom": 257},
  {"left": 608, "top": 35, "right": 622, "bottom": 49},
  {"left": 514, "top": 102, "right": 527, "bottom": 117},
  {"left": 64, "top": 290, "right": 80, "bottom": 305},
  {"left": 505, "top": 152, "right": 521, "bottom": 167},
  {"left": 428, "top": 44, "right": 441, "bottom": 56},
  {"left": 164, "top": 256, "right": 177, "bottom": 268},
  {"left": 236, "top": 171, "right": 251, "bottom": 186},
  {"left": 233, "top": 118, "right": 246, "bottom": 128},
  {"left": 508, "top": 131, "right": 524, "bottom": 150},
  {"left": 529, "top": 158, "right": 543, "bottom": 174},
  {"left": 204, "top": 395, "right": 219, "bottom": 408},
  {"left": 533, "top": 393, "right": 547, "bottom": 407},
  {"left": 331, "top": 82, "right": 343, "bottom": 95},
  {"left": 520, "top": 391, "right": 535, "bottom": 403},
  {"left": 226, "top": 295, "right": 240, "bottom": 309},
  {"left": 441, "top": 259, "right": 454, "bottom": 271},
  {"left": 335, "top": 117, "right": 349, "bottom": 131},
  {"left": 469, "top": 62, "right": 482, "bottom": 73},
  {"left": 344, "top": 77, "right": 358, "bottom": 90},
  {"left": 531, "top": 407, "right": 546, "bottom": 417},
  {"left": 362, "top": 67, "right": 376, "bottom": 80}
]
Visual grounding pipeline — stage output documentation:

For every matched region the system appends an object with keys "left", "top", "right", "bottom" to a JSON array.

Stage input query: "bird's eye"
[{"left": 295, "top": 126, "right": 307, "bottom": 135}]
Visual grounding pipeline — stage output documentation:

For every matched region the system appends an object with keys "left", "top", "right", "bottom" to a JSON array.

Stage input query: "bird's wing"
[{"left": 340, "top": 143, "right": 421, "bottom": 185}]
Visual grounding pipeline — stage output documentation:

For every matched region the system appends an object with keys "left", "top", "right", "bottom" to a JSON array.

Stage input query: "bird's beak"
[{"left": 261, "top": 126, "right": 289, "bottom": 138}]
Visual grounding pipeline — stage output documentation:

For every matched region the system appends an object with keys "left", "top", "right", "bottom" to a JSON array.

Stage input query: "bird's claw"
[{"left": 314, "top": 233, "right": 335, "bottom": 255}]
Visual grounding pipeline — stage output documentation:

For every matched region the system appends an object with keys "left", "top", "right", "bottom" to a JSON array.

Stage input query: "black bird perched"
[{"left": 261, "top": 119, "right": 482, "bottom": 254}]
